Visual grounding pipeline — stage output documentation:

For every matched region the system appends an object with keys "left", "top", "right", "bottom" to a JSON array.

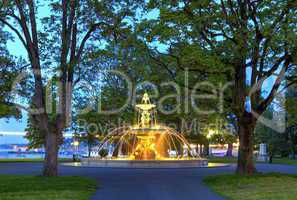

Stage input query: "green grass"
[
  {"left": 0, "top": 158, "right": 73, "bottom": 163},
  {"left": 208, "top": 157, "right": 238, "bottom": 164},
  {"left": 208, "top": 156, "right": 297, "bottom": 165},
  {"left": 0, "top": 175, "right": 97, "bottom": 200},
  {"left": 270, "top": 157, "right": 297, "bottom": 165},
  {"left": 204, "top": 173, "right": 297, "bottom": 200}
]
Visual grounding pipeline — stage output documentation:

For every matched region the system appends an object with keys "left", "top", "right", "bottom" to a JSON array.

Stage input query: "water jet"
[{"left": 81, "top": 93, "right": 208, "bottom": 168}]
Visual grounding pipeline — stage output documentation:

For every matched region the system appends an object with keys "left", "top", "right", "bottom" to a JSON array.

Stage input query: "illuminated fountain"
[{"left": 81, "top": 93, "right": 208, "bottom": 168}]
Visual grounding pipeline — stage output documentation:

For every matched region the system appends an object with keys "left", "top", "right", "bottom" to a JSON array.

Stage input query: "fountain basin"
[
  {"left": 82, "top": 93, "right": 211, "bottom": 167},
  {"left": 80, "top": 158, "right": 208, "bottom": 168}
]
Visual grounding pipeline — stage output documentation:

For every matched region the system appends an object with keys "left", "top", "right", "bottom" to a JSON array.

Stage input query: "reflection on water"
[{"left": 0, "top": 152, "right": 72, "bottom": 159}]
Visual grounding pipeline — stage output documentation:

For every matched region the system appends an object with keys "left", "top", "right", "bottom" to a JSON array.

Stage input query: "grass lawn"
[
  {"left": 204, "top": 173, "right": 297, "bottom": 200},
  {"left": 0, "top": 175, "right": 97, "bottom": 200},
  {"left": 208, "top": 156, "right": 297, "bottom": 165},
  {"left": 270, "top": 157, "right": 297, "bottom": 165},
  {"left": 0, "top": 158, "right": 73, "bottom": 163},
  {"left": 208, "top": 156, "right": 238, "bottom": 164}
]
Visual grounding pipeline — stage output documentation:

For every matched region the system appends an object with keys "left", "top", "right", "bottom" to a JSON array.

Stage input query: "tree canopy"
[{"left": 0, "top": 0, "right": 297, "bottom": 176}]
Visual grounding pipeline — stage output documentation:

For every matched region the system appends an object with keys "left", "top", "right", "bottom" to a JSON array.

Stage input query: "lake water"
[{"left": 0, "top": 152, "right": 73, "bottom": 159}]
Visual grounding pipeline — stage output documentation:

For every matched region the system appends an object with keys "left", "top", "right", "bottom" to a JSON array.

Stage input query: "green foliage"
[
  {"left": 0, "top": 36, "right": 22, "bottom": 119},
  {"left": 73, "top": 116, "right": 99, "bottom": 157},
  {"left": 25, "top": 116, "right": 45, "bottom": 149},
  {"left": 255, "top": 107, "right": 289, "bottom": 157},
  {"left": 286, "top": 86, "right": 297, "bottom": 125},
  {"left": 99, "top": 148, "right": 108, "bottom": 158},
  {"left": 286, "top": 86, "right": 297, "bottom": 157},
  {"left": 77, "top": 132, "right": 98, "bottom": 148},
  {"left": 140, "top": 0, "right": 297, "bottom": 122},
  {"left": 210, "top": 132, "right": 237, "bottom": 145},
  {"left": 186, "top": 133, "right": 208, "bottom": 145},
  {"left": 25, "top": 110, "right": 64, "bottom": 149},
  {"left": 0, "top": 0, "right": 145, "bottom": 153},
  {"left": 1, "top": 1, "right": 296, "bottom": 176}
]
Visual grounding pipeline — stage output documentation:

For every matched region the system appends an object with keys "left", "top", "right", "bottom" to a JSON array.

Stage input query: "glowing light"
[
  {"left": 73, "top": 141, "right": 79, "bottom": 146},
  {"left": 97, "top": 93, "right": 198, "bottom": 161},
  {"left": 207, "top": 130, "right": 215, "bottom": 139}
]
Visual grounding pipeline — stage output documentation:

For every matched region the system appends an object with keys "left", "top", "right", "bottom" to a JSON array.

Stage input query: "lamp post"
[
  {"left": 207, "top": 130, "right": 215, "bottom": 139},
  {"left": 73, "top": 140, "right": 79, "bottom": 162},
  {"left": 206, "top": 130, "right": 215, "bottom": 156}
]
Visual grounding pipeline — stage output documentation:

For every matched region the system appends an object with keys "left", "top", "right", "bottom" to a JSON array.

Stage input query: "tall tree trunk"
[
  {"left": 226, "top": 143, "right": 233, "bottom": 157},
  {"left": 43, "top": 132, "right": 59, "bottom": 177},
  {"left": 88, "top": 144, "right": 91, "bottom": 158},
  {"left": 236, "top": 114, "right": 256, "bottom": 175},
  {"left": 203, "top": 143, "right": 209, "bottom": 156},
  {"left": 269, "top": 154, "right": 273, "bottom": 164}
]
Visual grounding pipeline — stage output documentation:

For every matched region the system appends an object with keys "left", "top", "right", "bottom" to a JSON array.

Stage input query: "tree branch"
[
  {"left": 76, "top": 22, "right": 108, "bottom": 62},
  {"left": 25, "top": 0, "right": 38, "bottom": 54},
  {"left": 68, "top": 0, "right": 78, "bottom": 83},
  {"left": 15, "top": 0, "right": 32, "bottom": 47},
  {"left": 60, "top": 0, "right": 69, "bottom": 68},
  {"left": 262, "top": 54, "right": 290, "bottom": 77},
  {"left": 257, "top": 57, "right": 291, "bottom": 113},
  {"left": 0, "top": 18, "right": 28, "bottom": 50}
]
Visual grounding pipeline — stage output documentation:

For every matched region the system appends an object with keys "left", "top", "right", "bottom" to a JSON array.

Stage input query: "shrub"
[{"left": 99, "top": 148, "right": 108, "bottom": 158}]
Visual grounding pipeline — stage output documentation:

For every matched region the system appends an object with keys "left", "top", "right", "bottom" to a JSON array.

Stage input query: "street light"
[
  {"left": 207, "top": 129, "right": 215, "bottom": 139},
  {"left": 73, "top": 141, "right": 79, "bottom": 147},
  {"left": 72, "top": 140, "right": 80, "bottom": 162}
]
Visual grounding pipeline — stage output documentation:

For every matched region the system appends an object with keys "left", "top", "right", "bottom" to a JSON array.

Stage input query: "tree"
[
  {"left": 186, "top": 133, "right": 208, "bottom": 156},
  {"left": 0, "top": 0, "right": 140, "bottom": 176},
  {"left": 209, "top": 130, "right": 237, "bottom": 157},
  {"left": 74, "top": 112, "right": 103, "bottom": 158},
  {"left": 0, "top": 58, "right": 22, "bottom": 118},
  {"left": 225, "top": 134, "right": 237, "bottom": 157},
  {"left": 25, "top": 115, "right": 45, "bottom": 149},
  {"left": 99, "top": 148, "right": 108, "bottom": 158},
  {"left": 286, "top": 126, "right": 297, "bottom": 159},
  {"left": 141, "top": 0, "right": 297, "bottom": 175},
  {"left": 285, "top": 86, "right": 297, "bottom": 158},
  {"left": 0, "top": 22, "right": 21, "bottom": 119}
]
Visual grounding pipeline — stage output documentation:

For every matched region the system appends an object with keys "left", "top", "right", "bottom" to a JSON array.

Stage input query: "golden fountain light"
[{"left": 97, "top": 93, "right": 198, "bottom": 161}]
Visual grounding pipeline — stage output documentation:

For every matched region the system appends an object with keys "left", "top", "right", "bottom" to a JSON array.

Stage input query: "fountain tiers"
[{"left": 81, "top": 93, "right": 208, "bottom": 168}]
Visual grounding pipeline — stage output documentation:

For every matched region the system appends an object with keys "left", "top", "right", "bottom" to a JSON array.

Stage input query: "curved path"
[{"left": 0, "top": 163, "right": 297, "bottom": 200}]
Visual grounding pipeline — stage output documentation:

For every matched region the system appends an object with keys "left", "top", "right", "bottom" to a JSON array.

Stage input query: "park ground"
[
  {"left": 1, "top": 156, "right": 296, "bottom": 165},
  {"left": 0, "top": 158, "right": 297, "bottom": 200},
  {"left": 208, "top": 156, "right": 297, "bottom": 165}
]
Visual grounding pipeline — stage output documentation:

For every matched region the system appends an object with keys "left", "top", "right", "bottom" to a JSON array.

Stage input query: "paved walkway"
[{"left": 0, "top": 163, "right": 297, "bottom": 200}]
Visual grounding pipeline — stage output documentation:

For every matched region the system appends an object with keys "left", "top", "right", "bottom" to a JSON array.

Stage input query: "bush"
[{"left": 99, "top": 148, "right": 108, "bottom": 158}]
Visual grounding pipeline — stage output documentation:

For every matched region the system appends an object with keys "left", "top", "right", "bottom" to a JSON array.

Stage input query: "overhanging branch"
[{"left": 0, "top": 18, "right": 28, "bottom": 51}]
